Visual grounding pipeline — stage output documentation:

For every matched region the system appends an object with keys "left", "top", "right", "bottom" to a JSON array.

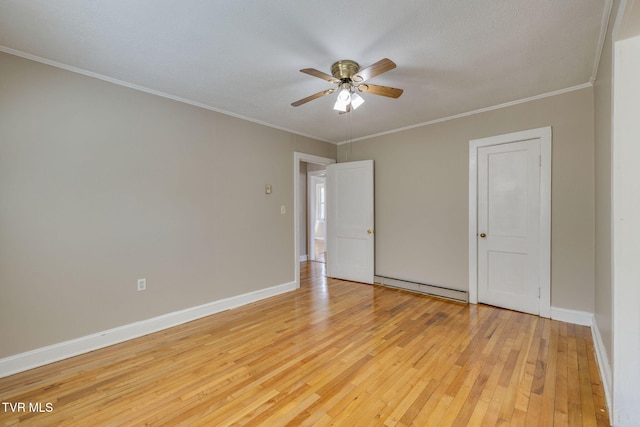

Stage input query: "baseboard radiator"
[{"left": 374, "top": 275, "right": 468, "bottom": 303}]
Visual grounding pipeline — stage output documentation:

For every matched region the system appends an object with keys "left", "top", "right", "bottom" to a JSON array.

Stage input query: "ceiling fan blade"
[
  {"left": 352, "top": 58, "right": 396, "bottom": 82},
  {"left": 300, "top": 68, "right": 340, "bottom": 83},
  {"left": 358, "top": 83, "right": 403, "bottom": 98},
  {"left": 291, "top": 89, "right": 336, "bottom": 107}
]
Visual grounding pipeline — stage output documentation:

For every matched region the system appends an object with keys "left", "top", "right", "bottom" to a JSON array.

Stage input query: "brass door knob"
[
  {"left": 479, "top": 233, "right": 487, "bottom": 238},
  {"left": 367, "top": 229, "right": 373, "bottom": 234}
]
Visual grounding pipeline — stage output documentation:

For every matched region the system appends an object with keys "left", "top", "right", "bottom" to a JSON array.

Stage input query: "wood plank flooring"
[{"left": 0, "top": 262, "right": 609, "bottom": 426}]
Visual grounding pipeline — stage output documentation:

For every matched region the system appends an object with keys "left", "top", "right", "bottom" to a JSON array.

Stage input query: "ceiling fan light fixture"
[
  {"left": 333, "top": 87, "right": 351, "bottom": 111},
  {"left": 333, "top": 99, "right": 348, "bottom": 112},
  {"left": 350, "top": 92, "right": 365, "bottom": 110}
]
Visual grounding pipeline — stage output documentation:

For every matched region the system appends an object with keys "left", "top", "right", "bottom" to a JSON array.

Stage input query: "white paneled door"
[
  {"left": 326, "top": 160, "right": 374, "bottom": 284},
  {"left": 476, "top": 137, "right": 546, "bottom": 316}
]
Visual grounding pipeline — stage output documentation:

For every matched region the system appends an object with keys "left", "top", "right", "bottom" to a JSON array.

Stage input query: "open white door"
[{"left": 326, "top": 160, "right": 374, "bottom": 284}]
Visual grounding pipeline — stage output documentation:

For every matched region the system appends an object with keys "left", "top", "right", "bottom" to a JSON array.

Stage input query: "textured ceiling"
[{"left": 0, "top": 1, "right": 610, "bottom": 143}]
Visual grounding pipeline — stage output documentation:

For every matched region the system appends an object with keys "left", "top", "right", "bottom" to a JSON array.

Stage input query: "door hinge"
[{"left": 538, "top": 287, "right": 541, "bottom": 298}]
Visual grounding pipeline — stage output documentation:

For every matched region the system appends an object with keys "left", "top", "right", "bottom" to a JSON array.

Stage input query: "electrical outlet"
[
  {"left": 137, "top": 278, "right": 146, "bottom": 291},
  {"left": 280, "top": 205, "right": 286, "bottom": 214}
]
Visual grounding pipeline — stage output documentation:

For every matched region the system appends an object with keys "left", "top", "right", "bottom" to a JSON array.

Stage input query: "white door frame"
[
  {"left": 468, "top": 127, "right": 552, "bottom": 317},
  {"left": 612, "top": 26, "right": 640, "bottom": 425},
  {"left": 294, "top": 152, "right": 335, "bottom": 287}
]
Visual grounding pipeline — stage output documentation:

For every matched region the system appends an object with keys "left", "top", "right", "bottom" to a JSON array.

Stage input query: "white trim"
[
  {"left": 550, "top": 307, "right": 593, "bottom": 326},
  {"left": 293, "top": 153, "right": 335, "bottom": 287},
  {"left": 340, "top": 84, "right": 590, "bottom": 144},
  {"left": 299, "top": 254, "right": 309, "bottom": 262},
  {"left": 539, "top": 132, "right": 552, "bottom": 318},
  {"left": 0, "top": 281, "right": 296, "bottom": 378},
  {"left": 0, "top": 47, "right": 595, "bottom": 148},
  {"left": 469, "top": 145, "right": 479, "bottom": 305},
  {"left": 591, "top": 316, "right": 613, "bottom": 420},
  {"left": 0, "top": 47, "right": 334, "bottom": 145},
  {"left": 468, "top": 127, "right": 552, "bottom": 318},
  {"left": 612, "top": 25, "right": 640, "bottom": 426}
]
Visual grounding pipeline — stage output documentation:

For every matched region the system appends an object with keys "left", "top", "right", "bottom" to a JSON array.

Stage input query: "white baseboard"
[
  {"left": 591, "top": 316, "right": 613, "bottom": 423},
  {"left": 0, "top": 281, "right": 297, "bottom": 378},
  {"left": 550, "top": 306, "right": 593, "bottom": 326},
  {"left": 299, "top": 254, "right": 308, "bottom": 262}
]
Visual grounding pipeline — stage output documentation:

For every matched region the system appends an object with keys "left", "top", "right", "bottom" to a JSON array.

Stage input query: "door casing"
[
  {"left": 294, "top": 153, "right": 335, "bottom": 288},
  {"left": 468, "top": 127, "right": 552, "bottom": 317}
]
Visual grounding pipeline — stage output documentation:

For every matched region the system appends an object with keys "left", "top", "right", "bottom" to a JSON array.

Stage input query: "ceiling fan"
[{"left": 291, "top": 58, "right": 403, "bottom": 113}]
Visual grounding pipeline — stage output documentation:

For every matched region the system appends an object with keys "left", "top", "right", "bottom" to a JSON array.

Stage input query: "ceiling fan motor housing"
[{"left": 331, "top": 60, "right": 360, "bottom": 81}]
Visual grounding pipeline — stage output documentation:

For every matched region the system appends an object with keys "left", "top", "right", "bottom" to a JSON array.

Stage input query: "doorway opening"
[
  {"left": 308, "top": 171, "right": 327, "bottom": 263},
  {"left": 293, "top": 153, "right": 335, "bottom": 288}
]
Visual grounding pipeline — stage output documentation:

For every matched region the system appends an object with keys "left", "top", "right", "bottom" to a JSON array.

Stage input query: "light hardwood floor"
[{"left": 0, "top": 262, "right": 609, "bottom": 426}]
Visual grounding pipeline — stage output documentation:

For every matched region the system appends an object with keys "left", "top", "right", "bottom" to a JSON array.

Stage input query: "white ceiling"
[{"left": 0, "top": 1, "right": 610, "bottom": 144}]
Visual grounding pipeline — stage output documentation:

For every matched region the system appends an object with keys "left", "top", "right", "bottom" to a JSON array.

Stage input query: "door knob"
[
  {"left": 479, "top": 233, "right": 487, "bottom": 238},
  {"left": 367, "top": 229, "right": 373, "bottom": 234}
]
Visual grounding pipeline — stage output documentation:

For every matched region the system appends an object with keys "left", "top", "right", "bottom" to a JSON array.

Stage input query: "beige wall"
[
  {"left": 338, "top": 88, "right": 595, "bottom": 312},
  {"left": 0, "top": 47, "right": 601, "bottom": 357},
  {"left": 593, "top": 0, "right": 619, "bottom": 381},
  {"left": 0, "top": 52, "right": 336, "bottom": 357}
]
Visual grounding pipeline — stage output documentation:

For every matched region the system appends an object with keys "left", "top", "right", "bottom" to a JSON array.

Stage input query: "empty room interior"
[{"left": 1, "top": 1, "right": 639, "bottom": 426}]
